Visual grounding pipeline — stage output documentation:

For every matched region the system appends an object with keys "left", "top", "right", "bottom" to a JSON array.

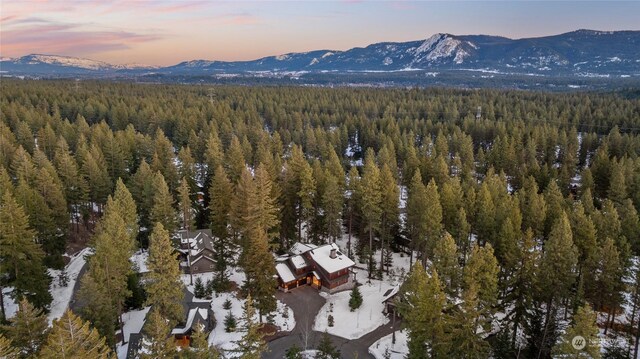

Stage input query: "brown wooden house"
[{"left": 276, "top": 242, "right": 355, "bottom": 293}]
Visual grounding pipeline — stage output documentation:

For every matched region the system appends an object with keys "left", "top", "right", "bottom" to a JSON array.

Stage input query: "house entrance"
[{"left": 308, "top": 272, "right": 321, "bottom": 289}]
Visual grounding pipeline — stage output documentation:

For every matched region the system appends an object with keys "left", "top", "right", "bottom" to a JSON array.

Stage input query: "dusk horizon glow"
[{"left": 1, "top": 0, "right": 639, "bottom": 66}]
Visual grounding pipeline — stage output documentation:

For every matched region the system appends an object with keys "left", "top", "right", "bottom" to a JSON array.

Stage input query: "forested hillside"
[{"left": 1, "top": 80, "right": 640, "bottom": 358}]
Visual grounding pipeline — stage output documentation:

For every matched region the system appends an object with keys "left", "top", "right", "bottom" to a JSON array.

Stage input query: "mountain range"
[{"left": 1, "top": 30, "right": 639, "bottom": 85}]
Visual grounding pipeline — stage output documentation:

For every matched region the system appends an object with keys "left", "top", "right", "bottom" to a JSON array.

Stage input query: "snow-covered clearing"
[
  {"left": 312, "top": 232, "right": 410, "bottom": 339},
  {"left": 116, "top": 306, "right": 151, "bottom": 359},
  {"left": 369, "top": 329, "right": 408, "bottom": 359},
  {"left": 208, "top": 291, "right": 295, "bottom": 355},
  {"left": 314, "top": 280, "right": 392, "bottom": 339},
  {"left": 47, "top": 247, "right": 91, "bottom": 324}
]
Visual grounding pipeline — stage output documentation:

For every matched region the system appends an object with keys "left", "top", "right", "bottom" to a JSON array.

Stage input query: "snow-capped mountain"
[
  {"left": 0, "top": 54, "right": 155, "bottom": 74},
  {"left": 1, "top": 30, "right": 639, "bottom": 78}
]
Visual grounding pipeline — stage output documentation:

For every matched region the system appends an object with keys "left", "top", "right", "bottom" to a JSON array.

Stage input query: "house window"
[
  {"left": 210, "top": 264, "right": 214, "bottom": 269},
  {"left": 193, "top": 266, "right": 198, "bottom": 271}
]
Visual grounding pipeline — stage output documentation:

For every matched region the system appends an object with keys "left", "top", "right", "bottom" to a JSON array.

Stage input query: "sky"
[{"left": 1, "top": 1, "right": 639, "bottom": 66}]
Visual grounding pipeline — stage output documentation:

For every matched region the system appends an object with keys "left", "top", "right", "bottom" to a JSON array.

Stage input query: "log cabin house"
[{"left": 276, "top": 242, "right": 355, "bottom": 293}]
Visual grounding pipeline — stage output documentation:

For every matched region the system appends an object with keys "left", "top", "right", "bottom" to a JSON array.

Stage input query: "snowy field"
[
  {"left": 47, "top": 247, "right": 91, "bottom": 323},
  {"left": 368, "top": 329, "right": 408, "bottom": 359},
  {"left": 314, "top": 280, "right": 392, "bottom": 339}
]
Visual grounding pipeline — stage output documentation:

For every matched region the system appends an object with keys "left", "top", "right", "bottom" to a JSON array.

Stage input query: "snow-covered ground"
[
  {"left": 314, "top": 280, "right": 392, "bottom": 339},
  {"left": 47, "top": 248, "right": 91, "bottom": 324},
  {"left": 1, "top": 287, "right": 18, "bottom": 319},
  {"left": 116, "top": 306, "right": 151, "bottom": 359},
  {"left": 130, "top": 250, "right": 149, "bottom": 274},
  {"left": 369, "top": 329, "right": 408, "bottom": 359},
  {"left": 208, "top": 291, "right": 295, "bottom": 355},
  {"left": 312, "top": 232, "right": 410, "bottom": 340},
  {"left": 179, "top": 266, "right": 294, "bottom": 357}
]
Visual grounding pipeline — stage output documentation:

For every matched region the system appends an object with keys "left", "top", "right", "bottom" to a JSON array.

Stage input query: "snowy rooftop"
[
  {"left": 382, "top": 286, "right": 400, "bottom": 303},
  {"left": 290, "top": 255, "right": 308, "bottom": 270},
  {"left": 308, "top": 243, "right": 355, "bottom": 274},
  {"left": 290, "top": 242, "right": 318, "bottom": 255},
  {"left": 177, "top": 229, "right": 214, "bottom": 253},
  {"left": 276, "top": 262, "right": 297, "bottom": 283},
  {"left": 171, "top": 308, "right": 209, "bottom": 335}
]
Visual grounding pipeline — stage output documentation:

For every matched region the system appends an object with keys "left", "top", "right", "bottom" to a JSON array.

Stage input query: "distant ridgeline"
[{"left": 2, "top": 29, "right": 639, "bottom": 90}]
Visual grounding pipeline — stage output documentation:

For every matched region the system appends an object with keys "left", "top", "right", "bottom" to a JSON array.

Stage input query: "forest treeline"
[{"left": 1, "top": 79, "right": 640, "bottom": 358}]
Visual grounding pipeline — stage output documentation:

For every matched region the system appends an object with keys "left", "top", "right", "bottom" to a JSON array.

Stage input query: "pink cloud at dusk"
[
  {"left": 1, "top": 17, "right": 163, "bottom": 58},
  {"left": 1, "top": 1, "right": 638, "bottom": 66}
]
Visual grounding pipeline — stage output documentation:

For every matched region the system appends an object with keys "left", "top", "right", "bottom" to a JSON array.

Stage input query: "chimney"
[{"left": 330, "top": 248, "right": 337, "bottom": 259}]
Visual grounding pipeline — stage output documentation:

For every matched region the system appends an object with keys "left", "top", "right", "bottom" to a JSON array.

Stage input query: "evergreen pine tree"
[
  {"left": 322, "top": 173, "right": 343, "bottom": 243},
  {"left": 79, "top": 207, "right": 133, "bottom": 346},
  {"left": 285, "top": 344, "right": 303, "bottom": 359},
  {"left": 111, "top": 178, "right": 139, "bottom": 244},
  {"left": 0, "top": 334, "right": 19, "bottom": 359},
  {"left": 189, "top": 323, "right": 220, "bottom": 359},
  {"left": 242, "top": 227, "right": 276, "bottom": 321},
  {"left": 463, "top": 244, "right": 499, "bottom": 319},
  {"left": 0, "top": 192, "right": 52, "bottom": 309},
  {"left": 145, "top": 223, "right": 184, "bottom": 325},
  {"left": 225, "top": 311, "right": 237, "bottom": 332},
  {"left": 39, "top": 310, "right": 112, "bottom": 359},
  {"left": 379, "top": 164, "right": 399, "bottom": 272},
  {"left": 249, "top": 164, "right": 280, "bottom": 247},
  {"left": 194, "top": 277, "right": 206, "bottom": 299},
  {"left": 433, "top": 231, "right": 459, "bottom": 295},
  {"left": 317, "top": 331, "right": 340, "bottom": 359},
  {"left": 1, "top": 299, "right": 48, "bottom": 358},
  {"left": 150, "top": 172, "right": 177, "bottom": 233},
  {"left": 225, "top": 136, "right": 246, "bottom": 184},
  {"left": 553, "top": 304, "right": 601, "bottom": 359},
  {"left": 178, "top": 177, "right": 195, "bottom": 231},
  {"left": 232, "top": 295, "right": 267, "bottom": 359},
  {"left": 398, "top": 262, "right": 446, "bottom": 359},
  {"left": 140, "top": 309, "right": 176, "bottom": 359},
  {"left": 447, "top": 283, "right": 490, "bottom": 358},
  {"left": 359, "top": 149, "right": 382, "bottom": 279},
  {"left": 406, "top": 170, "right": 428, "bottom": 267},
  {"left": 349, "top": 285, "right": 363, "bottom": 311}
]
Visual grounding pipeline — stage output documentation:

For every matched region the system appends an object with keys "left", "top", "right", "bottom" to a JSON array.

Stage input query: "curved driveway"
[{"left": 265, "top": 286, "right": 399, "bottom": 359}]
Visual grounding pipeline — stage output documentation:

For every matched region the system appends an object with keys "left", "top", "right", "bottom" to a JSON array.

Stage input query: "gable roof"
[
  {"left": 290, "top": 242, "right": 318, "bottom": 255},
  {"left": 289, "top": 255, "right": 308, "bottom": 270},
  {"left": 308, "top": 243, "right": 355, "bottom": 274},
  {"left": 276, "top": 262, "right": 296, "bottom": 283},
  {"left": 382, "top": 286, "right": 400, "bottom": 303},
  {"left": 177, "top": 229, "right": 215, "bottom": 255},
  {"left": 171, "top": 307, "right": 210, "bottom": 335}
]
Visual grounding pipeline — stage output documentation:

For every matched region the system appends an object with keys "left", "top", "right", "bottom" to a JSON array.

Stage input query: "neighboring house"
[
  {"left": 176, "top": 229, "right": 216, "bottom": 274},
  {"left": 275, "top": 242, "right": 355, "bottom": 293},
  {"left": 382, "top": 285, "right": 400, "bottom": 315},
  {"left": 172, "top": 302, "right": 215, "bottom": 348},
  {"left": 126, "top": 288, "right": 214, "bottom": 358}
]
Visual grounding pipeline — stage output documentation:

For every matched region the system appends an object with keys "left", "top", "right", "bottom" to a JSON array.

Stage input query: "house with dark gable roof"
[
  {"left": 275, "top": 242, "right": 355, "bottom": 293},
  {"left": 176, "top": 229, "right": 216, "bottom": 275}
]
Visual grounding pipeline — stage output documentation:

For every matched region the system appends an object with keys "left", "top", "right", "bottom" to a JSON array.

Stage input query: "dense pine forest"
[{"left": 1, "top": 79, "right": 640, "bottom": 358}]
